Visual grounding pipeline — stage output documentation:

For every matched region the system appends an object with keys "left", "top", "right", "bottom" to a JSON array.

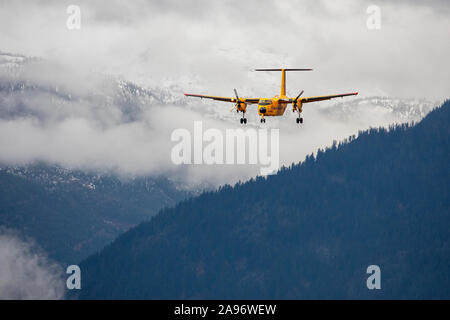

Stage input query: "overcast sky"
[{"left": 0, "top": 0, "right": 449, "bottom": 100}]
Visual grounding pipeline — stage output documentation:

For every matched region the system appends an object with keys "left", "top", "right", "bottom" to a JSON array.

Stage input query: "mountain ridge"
[
  {"left": 0, "top": 163, "right": 193, "bottom": 264},
  {"left": 77, "top": 99, "right": 450, "bottom": 299}
]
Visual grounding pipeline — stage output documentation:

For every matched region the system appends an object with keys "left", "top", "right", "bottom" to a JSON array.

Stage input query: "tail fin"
[
  {"left": 254, "top": 68, "right": 313, "bottom": 96},
  {"left": 254, "top": 69, "right": 313, "bottom": 71}
]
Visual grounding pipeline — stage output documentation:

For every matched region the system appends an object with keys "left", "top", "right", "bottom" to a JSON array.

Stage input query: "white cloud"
[
  {"left": 0, "top": 56, "right": 438, "bottom": 188},
  {"left": 0, "top": 0, "right": 448, "bottom": 100},
  {"left": 0, "top": 229, "right": 65, "bottom": 300},
  {"left": 0, "top": 0, "right": 445, "bottom": 187}
]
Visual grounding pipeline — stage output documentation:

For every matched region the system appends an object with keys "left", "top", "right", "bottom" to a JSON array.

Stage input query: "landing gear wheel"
[
  {"left": 240, "top": 118, "right": 243, "bottom": 124},
  {"left": 244, "top": 118, "right": 247, "bottom": 124},
  {"left": 260, "top": 118, "right": 266, "bottom": 123},
  {"left": 300, "top": 117, "right": 303, "bottom": 124},
  {"left": 296, "top": 118, "right": 300, "bottom": 124},
  {"left": 296, "top": 117, "right": 303, "bottom": 124}
]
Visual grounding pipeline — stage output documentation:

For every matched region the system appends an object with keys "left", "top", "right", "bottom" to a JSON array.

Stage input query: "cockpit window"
[{"left": 259, "top": 100, "right": 271, "bottom": 105}]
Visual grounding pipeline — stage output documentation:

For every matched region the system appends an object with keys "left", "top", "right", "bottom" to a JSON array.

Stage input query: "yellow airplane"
[{"left": 185, "top": 68, "right": 358, "bottom": 124}]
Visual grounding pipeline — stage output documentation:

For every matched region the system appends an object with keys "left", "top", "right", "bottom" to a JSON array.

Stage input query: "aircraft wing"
[
  {"left": 300, "top": 92, "right": 358, "bottom": 103},
  {"left": 184, "top": 93, "right": 260, "bottom": 104}
]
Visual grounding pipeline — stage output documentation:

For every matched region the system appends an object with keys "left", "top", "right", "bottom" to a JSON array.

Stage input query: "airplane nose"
[{"left": 259, "top": 107, "right": 266, "bottom": 114}]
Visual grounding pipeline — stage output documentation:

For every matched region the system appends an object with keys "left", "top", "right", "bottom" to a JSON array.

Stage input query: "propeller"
[
  {"left": 293, "top": 90, "right": 304, "bottom": 105},
  {"left": 234, "top": 89, "right": 241, "bottom": 106},
  {"left": 292, "top": 90, "right": 304, "bottom": 112},
  {"left": 233, "top": 88, "right": 244, "bottom": 112},
  {"left": 234, "top": 88, "right": 239, "bottom": 100}
]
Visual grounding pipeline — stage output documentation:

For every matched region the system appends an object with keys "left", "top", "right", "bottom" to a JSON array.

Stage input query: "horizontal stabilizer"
[{"left": 254, "top": 68, "right": 313, "bottom": 71}]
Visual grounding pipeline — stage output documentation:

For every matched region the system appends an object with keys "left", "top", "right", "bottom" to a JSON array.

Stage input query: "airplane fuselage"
[
  {"left": 257, "top": 95, "right": 291, "bottom": 117},
  {"left": 257, "top": 69, "right": 302, "bottom": 118}
]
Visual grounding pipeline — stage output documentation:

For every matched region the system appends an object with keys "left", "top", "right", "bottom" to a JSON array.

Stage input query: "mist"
[
  {"left": 0, "top": 55, "right": 438, "bottom": 187},
  {"left": 0, "top": 0, "right": 448, "bottom": 100},
  {"left": 0, "top": 229, "right": 65, "bottom": 300},
  {"left": 0, "top": 0, "right": 446, "bottom": 187}
]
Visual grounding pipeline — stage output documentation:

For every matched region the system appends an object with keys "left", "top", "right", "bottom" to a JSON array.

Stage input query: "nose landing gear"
[{"left": 296, "top": 117, "right": 303, "bottom": 124}]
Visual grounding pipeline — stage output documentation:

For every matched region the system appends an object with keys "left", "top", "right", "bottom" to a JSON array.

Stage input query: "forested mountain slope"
[
  {"left": 0, "top": 165, "right": 191, "bottom": 263},
  {"left": 78, "top": 100, "right": 449, "bottom": 299}
]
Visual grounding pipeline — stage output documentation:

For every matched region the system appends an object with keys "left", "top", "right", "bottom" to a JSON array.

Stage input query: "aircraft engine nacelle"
[
  {"left": 292, "top": 100, "right": 303, "bottom": 112},
  {"left": 258, "top": 106, "right": 267, "bottom": 115},
  {"left": 236, "top": 102, "right": 247, "bottom": 112}
]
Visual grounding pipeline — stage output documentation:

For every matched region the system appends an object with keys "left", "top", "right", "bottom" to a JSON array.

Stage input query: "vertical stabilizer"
[
  {"left": 281, "top": 69, "right": 286, "bottom": 96},
  {"left": 254, "top": 68, "right": 313, "bottom": 97}
]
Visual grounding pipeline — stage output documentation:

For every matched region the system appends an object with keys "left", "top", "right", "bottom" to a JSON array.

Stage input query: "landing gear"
[
  {"left": 239, "top": 111, "right": 247, "bottom": 124},
  {"left": 260, "top": 118, "right": 266, "bottom": 123},
  {"left": 296, "top": 108, "right": 303, "bottom": 124}
]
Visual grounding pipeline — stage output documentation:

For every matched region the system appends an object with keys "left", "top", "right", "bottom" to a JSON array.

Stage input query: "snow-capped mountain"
[
  {"left": 0, "top": 51, "right": 38, "bottom": 71},
  {"left": 0, "top": 51, "right": 441, "bottom": 188},
  {"left": 0, "top": 164, "right": 191, "bottom": 198},
  {"left": 0, "top": 51, "right": 439, "bottom": 127},
  {"left": 318, "top": 96, "right": 437, "bottom": 124}
]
